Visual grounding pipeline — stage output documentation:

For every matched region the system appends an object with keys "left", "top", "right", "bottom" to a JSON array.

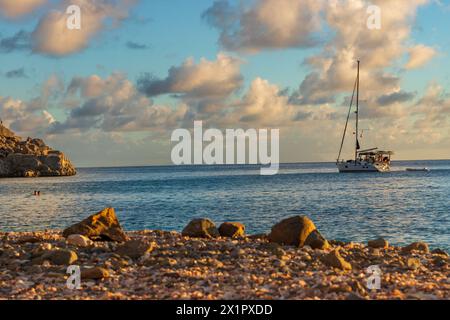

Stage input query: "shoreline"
[
  {"left": 2, "top": 227, "right": 448, "bottom": 253},
  {"left": 1, "top": 228, "right": 448, "bottom": 300}
]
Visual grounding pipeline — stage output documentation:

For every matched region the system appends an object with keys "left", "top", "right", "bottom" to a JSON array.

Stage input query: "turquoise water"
[{"left": 0, "top": 160, "right": 449, "bottom": 251}]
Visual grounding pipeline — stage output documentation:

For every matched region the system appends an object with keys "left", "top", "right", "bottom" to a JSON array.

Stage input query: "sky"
[{"left": 1, "top": 0, "right": 450, "bottom": 167}]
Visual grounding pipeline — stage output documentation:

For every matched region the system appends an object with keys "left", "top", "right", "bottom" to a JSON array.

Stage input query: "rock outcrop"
[
  {"left": 63, "top": 208, "right": 129, "bottom": 242},
  {"left": 0, "top": 124, "right": 76, "bottom": 177}
]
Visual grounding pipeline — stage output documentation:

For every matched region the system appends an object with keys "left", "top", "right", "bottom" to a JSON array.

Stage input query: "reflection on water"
[{"left": 1, "top": 160, "right": 449, "bottom": 251}]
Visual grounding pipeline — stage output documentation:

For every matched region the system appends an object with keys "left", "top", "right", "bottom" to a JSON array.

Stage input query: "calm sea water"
[{"left": 1, "top": 160, "right": 449, "bottom": 251}]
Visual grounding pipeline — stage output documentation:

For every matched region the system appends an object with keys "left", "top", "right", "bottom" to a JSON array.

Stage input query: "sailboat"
[{"left": 336, "top": 60, "right": 393, "bottom": 173}]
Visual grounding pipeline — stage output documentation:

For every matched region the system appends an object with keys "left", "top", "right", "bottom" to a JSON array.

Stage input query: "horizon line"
[{"left": 74, "top": 158, "right": 450, "bottom": 169}]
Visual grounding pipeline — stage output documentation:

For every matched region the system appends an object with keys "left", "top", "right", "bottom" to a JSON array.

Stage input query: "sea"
[{"left": 1, "top": 160, "right": 449, "bottom": 251}]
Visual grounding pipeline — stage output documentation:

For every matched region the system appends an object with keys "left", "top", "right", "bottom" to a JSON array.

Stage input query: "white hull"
[
  {"left": 335, "top": 61, "right": 394, "bottom": 173},
  {"left": 337, "top": 160, "right": 390, "bottom": 173}
]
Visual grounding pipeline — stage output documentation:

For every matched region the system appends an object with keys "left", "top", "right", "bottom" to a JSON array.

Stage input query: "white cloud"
[
  {"left": 0, "top": 0, "right": 47, "bottom": 18},
  {"left": 227, "top": 78, "right": 297, "bottom": 127},
  {"left": 0, "top": 96, "right": 55, "bottom": 135},
  {"left": 49, "top": 73, "right": 188, "bottom": 134},
  {"left": 32, "top": 0, "right": 137, "bottom": 56},
  {"left": 138, "top": 53, "right": 244, "bottom": 99},
  {"left": 203, "top": 0, "right": 323, "bottom": 52},
  {"left": 405, "top": 45, "right": 437, "bottom": 69},
  {"left": 204, "top": 0, "right": 432, "bottom": 110},
  {"left": 291, "top": 0, "right": 430, "bottom": 108}
]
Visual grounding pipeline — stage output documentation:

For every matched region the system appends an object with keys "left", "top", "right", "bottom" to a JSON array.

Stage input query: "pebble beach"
[{"left": 1, "top": 226, "right": 448, "bottom": 300}]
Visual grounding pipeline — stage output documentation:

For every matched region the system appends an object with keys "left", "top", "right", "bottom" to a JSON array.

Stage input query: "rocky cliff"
[{"left": 0, "top": 124, "right": 76, "bottom": 178}]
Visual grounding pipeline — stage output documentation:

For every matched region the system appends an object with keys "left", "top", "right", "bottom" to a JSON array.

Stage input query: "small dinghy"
[{"left": 406, "top": 168, "right": 430, "bottom": 172}]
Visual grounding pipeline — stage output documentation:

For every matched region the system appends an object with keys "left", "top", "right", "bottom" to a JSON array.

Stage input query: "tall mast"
[{"left": 355, "top": 60, "right": 360, "bottom": 164}]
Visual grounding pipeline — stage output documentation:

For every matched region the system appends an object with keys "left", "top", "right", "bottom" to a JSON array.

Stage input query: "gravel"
[{"left": 0, "top": 230, "right": 448, "bottom": 300}]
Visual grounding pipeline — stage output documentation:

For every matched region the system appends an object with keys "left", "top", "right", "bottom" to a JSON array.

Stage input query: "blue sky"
[
  {"left": 1, "top": 0, "right": 450, "bottom": 166},
  {"left": 1, "top": 0, "right": 446, "bottom": 100},
  {"left": 1, "top": 0, "right": 319, "bottom": 99}
]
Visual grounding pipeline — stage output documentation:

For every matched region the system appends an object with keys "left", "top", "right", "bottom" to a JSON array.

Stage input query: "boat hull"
[{"left": 337, "top": 161, "right": 390, "bottom": 173}]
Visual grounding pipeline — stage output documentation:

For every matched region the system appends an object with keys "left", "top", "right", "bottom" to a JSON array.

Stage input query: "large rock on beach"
[
  {"left": 401, "top": 242, "right": 429, "bottom": 254},
  {"left": 63, "top": 208, "right": 128, "bottom": 242},
  {"left": 182, "top": 218, "right": 220, "bottom": 238},
  {"left": 67, "top": 234, "right": 93, "bottom": 247},
  {"left": 304, "top": 230, "right": 330, "bottom": 250},
  {"left": 48, "top": 250, "right": 78, "bottom": 265},
  {"left": 15, "top": 235, "right": 42, "bottom": 244},
  {"left": 218, "top": 222, "right": 245, "bottom": 238},
  {"left": 33, "top": 249, "right": 78, "bottom": 265},
  {"left": 268, "top": 216, "right": 323, "bottom": 247},
  {"left": 432, "top": 248, "right": 449, "bottom": 257},
  {"left": 81, "top": 267, "right": 110, "bottom": 280},
  {"left": 0, "top": 124, "right": 76, "bottom": 177},
  {"left": 320, "top": 249, "right": 352, "bottom": 270},
  {"left": 368, "top": 238, "right": 389, "bottom": 249},
  {"left": 116, "top": 239, "right": 155, "bottom": 259}
]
